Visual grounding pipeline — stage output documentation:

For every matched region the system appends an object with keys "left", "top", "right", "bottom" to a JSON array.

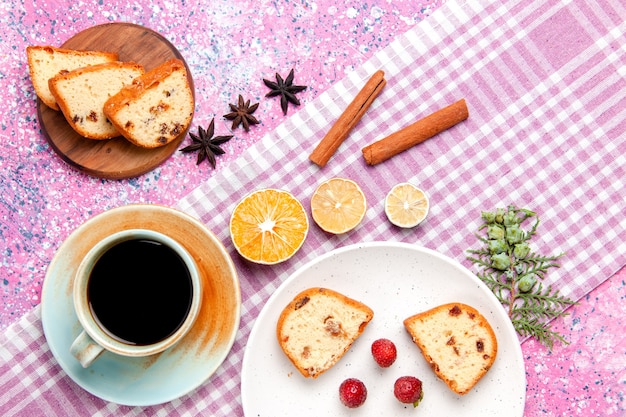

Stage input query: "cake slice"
[
  {"left": 403, "top": 302, "right": 498, "bottom": 395},
  {"left": 26, "top": 45, "right": 118, "bottom": 110},
  {"left": 276, "top": 287, "right": 374, "bottom": 378},
  {"left": 49, "top": 61, "right": 145, "bottom": 139},
  {"left": 103, "top": 58, "right": 194, "bottom": 148}
]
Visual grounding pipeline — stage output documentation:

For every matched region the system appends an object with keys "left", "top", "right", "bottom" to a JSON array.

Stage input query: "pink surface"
[
  {"left": 1, "top": 0, "right": 443, "bottom": 323},
  {"left": 1, "top": 0, "right": 624, "bottom": 415},
  {"left": 524, "top": 268, "right": 626, "bottom": 416}
]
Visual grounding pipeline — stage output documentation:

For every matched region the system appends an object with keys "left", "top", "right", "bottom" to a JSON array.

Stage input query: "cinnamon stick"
[
  {"left": 362, "top": 99, "right": 468, "bottom": 166},
  {"left": 310, "top": 70, "right": 386, "bottom": 167}
]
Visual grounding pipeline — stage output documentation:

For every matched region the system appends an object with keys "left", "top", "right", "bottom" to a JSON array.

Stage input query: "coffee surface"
[{"left": 88, "top": 238, "right": 193, "bottom": 345}]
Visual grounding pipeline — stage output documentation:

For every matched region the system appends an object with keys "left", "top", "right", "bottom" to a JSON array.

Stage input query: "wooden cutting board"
[{"left": 37, "top": 23, "right": 195, "bottom": 179}]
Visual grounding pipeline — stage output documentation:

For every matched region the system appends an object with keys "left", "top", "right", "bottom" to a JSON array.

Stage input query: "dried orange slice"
[
  {"left": 310, "top": 178, "right": 367, "bottom": 234},
  {"left": 384, "top": 183, "right": 429, "bottom": 228},
  {"left": 230, "top": 188, "right": 309, "bottom": 264}
]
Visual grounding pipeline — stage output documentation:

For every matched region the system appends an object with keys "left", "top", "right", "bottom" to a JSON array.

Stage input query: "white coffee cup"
[{"left": 70, "top": 229, "right": 202, "bottom": 368}]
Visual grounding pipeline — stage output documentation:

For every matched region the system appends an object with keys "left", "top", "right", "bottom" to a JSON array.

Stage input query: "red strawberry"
[
  {"left": 394, "top": 376, "right": 424, "bottom": 407},
  {"left": 371, "top": 338, "right": 397, "bottom": 368},
  {"left": 339, "top": 378, "right": 367, "bottom": 408}
]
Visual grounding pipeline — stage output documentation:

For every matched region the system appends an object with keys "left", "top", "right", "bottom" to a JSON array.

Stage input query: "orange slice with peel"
[
  {"left": 384, "top": 183, "right": 429, "bottom": 228},
  {"left": 230, "top": 188, "right": 309, "bottom": 264},
  {"left": 310, "top": 177, "right": 367, "bottom": 234}
]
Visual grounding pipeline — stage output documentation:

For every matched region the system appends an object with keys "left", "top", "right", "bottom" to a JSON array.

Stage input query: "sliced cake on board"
[
  {"left": 27, "top": 46, "right": 118, "bottom": 110},
  {"left": 49, "top": 61, "right": 145, "bottom": 139}
]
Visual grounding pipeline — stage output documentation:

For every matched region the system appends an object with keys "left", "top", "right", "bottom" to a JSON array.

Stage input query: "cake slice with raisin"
[
  {"left": 49, "top": 61, "right": 145, "bottom": 139},
  {"left": 403, "top": 302, "right": 498, "bottom": 395},
  {"left": 104, "top": 58, "right": 194, "bottom": 148},
  {"left": 27, "top": 45, "right": 118, "bottom": 110},
  {"left": 276, "top": 287, "right": 374, "bottom": 378}
]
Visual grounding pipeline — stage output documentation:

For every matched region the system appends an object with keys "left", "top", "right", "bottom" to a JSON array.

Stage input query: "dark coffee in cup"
[{"left": 87, "top": 238, "right": 193, "bottom": 346}]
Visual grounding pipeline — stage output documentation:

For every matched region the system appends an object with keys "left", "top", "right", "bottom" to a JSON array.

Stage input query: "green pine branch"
[
  {"left": 511, "top": 316, "right": 568, "bottom": 350},
  {"left": 467, "top": 205, "right": 576, "bottom": 350}
]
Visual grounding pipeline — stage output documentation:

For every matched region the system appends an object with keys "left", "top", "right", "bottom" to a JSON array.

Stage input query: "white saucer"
[{"left": 41, "top": 204, "right": 241, "bottom": 406}]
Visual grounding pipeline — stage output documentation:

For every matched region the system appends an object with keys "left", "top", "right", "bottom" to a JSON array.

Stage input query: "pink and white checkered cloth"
[{"left": 2, "top": 0, "right": 625, "bottom": 415}]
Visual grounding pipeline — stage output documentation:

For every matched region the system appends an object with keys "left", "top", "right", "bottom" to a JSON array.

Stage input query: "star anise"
[
  {"left": 179, "top": 118, "right": 233, "bottom": 168},
  {"left": 263, "top": 68, "right": 307, "bottom": 115},
  {"left": 223, "top": 95, "right": 260, "bottom": 131}
]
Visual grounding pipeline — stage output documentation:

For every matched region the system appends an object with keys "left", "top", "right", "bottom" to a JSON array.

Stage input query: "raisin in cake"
[
  {"left": 403, "top": 302, "right": 497, "bottom": 395},
  {"left": 26, "top": 46, "right": 118, "bottom": 110},
  {"left": 49, "top": 61, "right": 145, "bottom": 139},
  {"left": 103, "top": 58, "right": 194, "bottom": 148},
  {"left": 276, "top": 287, "right": 374, "bottom": 378}
]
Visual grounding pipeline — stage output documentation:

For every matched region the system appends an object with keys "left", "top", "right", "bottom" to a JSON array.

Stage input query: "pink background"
[{"left": 1, "top": 0, "right": 624, "bottom": 415}]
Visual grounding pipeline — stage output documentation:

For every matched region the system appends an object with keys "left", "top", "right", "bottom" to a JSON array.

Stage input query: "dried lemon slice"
[
  {"left": 230, "top": 188, "right": 309, "bottom": 264},
  {"left": 384, "top": 183, "right": 429, "bottom": 228},
  {"left": 310, "top": 178, "right": 367, "bottom": 234}
]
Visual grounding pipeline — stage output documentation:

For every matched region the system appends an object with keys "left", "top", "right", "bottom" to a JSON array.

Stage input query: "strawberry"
[
  {"left": 339, "top": 378, "right": 367, "bottom": 408},
  {"left": 394, "top": 376, "right": 424, "bottom": 407},
  {"left": 371, "top": 338, "right": 397, "bottom": 368}
]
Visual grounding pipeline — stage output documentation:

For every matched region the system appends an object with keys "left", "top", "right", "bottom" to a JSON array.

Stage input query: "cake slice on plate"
[
  {"left": 276, "top": 287, "right": 374, "bottom": 378},
  {"left": 404, "top": 302, "right": 498, "bottom": 395}
]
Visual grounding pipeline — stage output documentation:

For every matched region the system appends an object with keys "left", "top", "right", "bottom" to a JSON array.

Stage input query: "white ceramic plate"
[
  {"left": 241, "top": 242, "right": 525, "bottom": 415},
  {"left": 41, "top": 204, "right": 241, "bottom": 406}
]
